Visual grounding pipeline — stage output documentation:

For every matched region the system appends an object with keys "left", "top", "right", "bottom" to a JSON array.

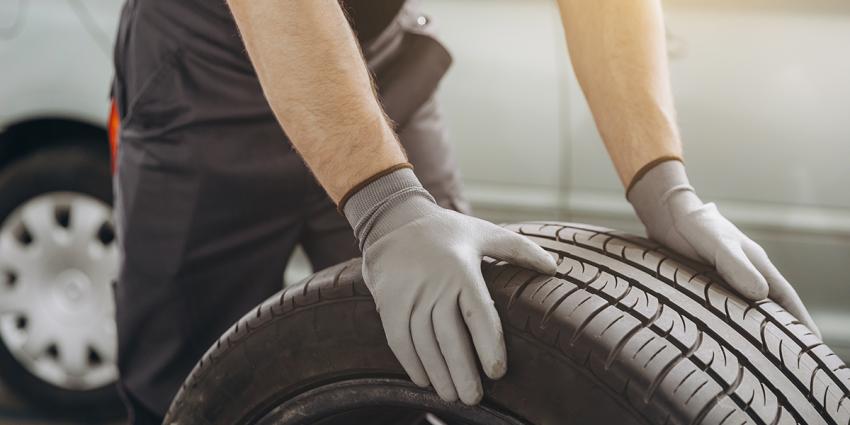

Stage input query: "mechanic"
[{"left": 111, "top": 0, "right": 820, "bottom": 422}]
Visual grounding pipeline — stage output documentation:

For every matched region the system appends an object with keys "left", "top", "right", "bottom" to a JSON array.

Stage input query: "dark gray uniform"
[{"left": 112, "top": 0, "right": 467, "bottom": 422}]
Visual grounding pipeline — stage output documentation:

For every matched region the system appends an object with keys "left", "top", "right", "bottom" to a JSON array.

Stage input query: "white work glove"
[
  {"left": 343, "top": 167, "right": 556, "bottom": 405},
  {"left": 628, "top": 159, "right": 820, "bottom": 338}
]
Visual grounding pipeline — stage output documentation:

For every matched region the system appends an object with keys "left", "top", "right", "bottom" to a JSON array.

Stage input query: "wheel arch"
[{"left": 0, "top": 117, "right": 109, "bottom": 170}]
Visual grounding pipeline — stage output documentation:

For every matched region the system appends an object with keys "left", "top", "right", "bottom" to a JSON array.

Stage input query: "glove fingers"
[
  {"left": 743, "top": 241, "right": 822, "bottom": 339},
  {"left": 434, "top": 297, "right": 484, "bottom": 405},
  {"left": 481, "top": 225, "right": 557, "bottom": 275},
  {"left": 381, "top": 306, "right": 430, "bottom": 388},
  {"left": 459, "top": 280, "right": 508, "bottom": 380},
  {"left": 411, "top": 302, "right": 458, "bottom": 402},
  {"left": 715, "top": 245, "right": 769, "bottom": 300}
]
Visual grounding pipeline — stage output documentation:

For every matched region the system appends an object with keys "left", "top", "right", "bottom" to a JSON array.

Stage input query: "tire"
[
  {"left": 166, "top": 222, "right": 850, "bottom": 425},
  {"left": 0, "top": 146, "right": 123, "bottom": 420}
]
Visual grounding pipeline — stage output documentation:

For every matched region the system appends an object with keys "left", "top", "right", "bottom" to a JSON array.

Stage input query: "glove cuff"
[
  {"left": 627, "top": 159, "right": 702, "bottom": 238},
  {"left": 343, "top": 167, "right": 438, "bottom": 251},
  {"left": 625, "top": 155, "right": 684, "bottom": 198}
]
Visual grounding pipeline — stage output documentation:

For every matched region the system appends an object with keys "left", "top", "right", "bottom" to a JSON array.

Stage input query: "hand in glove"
[
  {"left": 628, "top": 159, "right": 820, "bottom": 338},
  {"left": 343, "top": 167, "right": 557, "bottom": 405}
]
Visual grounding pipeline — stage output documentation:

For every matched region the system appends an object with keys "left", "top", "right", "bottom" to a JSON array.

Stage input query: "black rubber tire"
[
  {"left": 0, "top": 146, "right": 123, "bottom": 421},
  {"left": 166, "top": 222, "right": 850, "bottom": 425}
]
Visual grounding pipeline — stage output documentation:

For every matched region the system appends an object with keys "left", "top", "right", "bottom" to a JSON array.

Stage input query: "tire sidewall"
[
  {"left": 0, "top": 145, "right": 122, "bottom": 419},
  {"left": 168, "top": 224, "right": 849, "bottom": 425},
  {"left": 165, "top": 261, "right": 642, "bottom": 425}
]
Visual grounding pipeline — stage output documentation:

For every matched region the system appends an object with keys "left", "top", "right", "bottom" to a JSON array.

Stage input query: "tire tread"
[{"left": 166, "top": 222, "right": 850, "bottom": 425}]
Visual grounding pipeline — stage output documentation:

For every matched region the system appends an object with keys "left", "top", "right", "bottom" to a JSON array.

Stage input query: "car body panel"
[
  {"left": 71, "top": 0, "right": 123, "bottom": 55},
  {"left": 0, "top": 0, "right": 119, "bottom": 131},
  {"left": 0, "top": 0, "right": 24, "bottom": 37}
]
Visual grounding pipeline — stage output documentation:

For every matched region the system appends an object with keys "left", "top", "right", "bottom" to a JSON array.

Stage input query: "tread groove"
[
  {"left": 648, "top": 331, "right": 705, "bottom": 402},
  {"left": 507, "top": 274, "right": 544, "bottom": 311},
  {"left": 693, "top": 365, "right": 745, "bottom": 425},
  {"left": 540, "top": 284, "right": 581, "bottom": 328}
]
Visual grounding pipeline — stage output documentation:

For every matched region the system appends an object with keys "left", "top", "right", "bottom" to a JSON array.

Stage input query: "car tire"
[
  {"left": 0, "top": 145, "right": 123, "bottom": 420},
  {"left": 165, "top": 222, "right": 849, "bottom": 425}
]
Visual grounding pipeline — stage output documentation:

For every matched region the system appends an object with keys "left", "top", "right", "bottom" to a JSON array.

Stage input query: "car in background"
[
  {"left": 0, "top": 0, "right": 848, "bottom": 420},
  {"left": 0, "top": 0, "right": 123, "bottom": 419}
]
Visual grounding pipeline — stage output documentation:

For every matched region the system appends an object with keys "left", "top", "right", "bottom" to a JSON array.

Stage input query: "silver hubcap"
[{"left": 0, "top": 192, "right": 118, "bottom": 390}]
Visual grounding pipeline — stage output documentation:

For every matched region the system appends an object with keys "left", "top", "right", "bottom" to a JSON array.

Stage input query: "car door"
[
  {"left": 0, "top": 0, "right": 23, "bottom": 38},
  {"left": 72, "top": 0, "right": 123, "bottom": 54}
]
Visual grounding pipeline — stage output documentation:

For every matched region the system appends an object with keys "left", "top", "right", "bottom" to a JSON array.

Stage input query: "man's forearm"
[
  {"left": 556, "top": 0, "right": 682, "bottom": 188},
  {"left": 227, "top": 0, "right": 406, "bottom": 202}
]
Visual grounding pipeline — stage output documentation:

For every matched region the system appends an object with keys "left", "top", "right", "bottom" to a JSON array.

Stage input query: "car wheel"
[
  {"left": 165, "top": 222, "right": 849, "bottom": 425},
  {"left": 0, "top": 145, "right": 122, "bottom": 419}
]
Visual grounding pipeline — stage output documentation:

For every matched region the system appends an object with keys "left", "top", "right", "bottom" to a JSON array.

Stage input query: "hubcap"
[{"left": 0, "top": 192, "right": 118, "bottom": 390}]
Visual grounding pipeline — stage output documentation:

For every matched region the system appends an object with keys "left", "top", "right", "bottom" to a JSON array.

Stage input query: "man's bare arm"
[
  {"left": 556, "top": 0, "right": 681, "bottom": 188},
  {"left": 227, "top": 0, "right": 405, "bottom": 202},
  {"left": 555, "top": 0, "right": 820, "bottom": 336},
  {"left": 227, "top": 0, "right": 560, "bottom": 403}
]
